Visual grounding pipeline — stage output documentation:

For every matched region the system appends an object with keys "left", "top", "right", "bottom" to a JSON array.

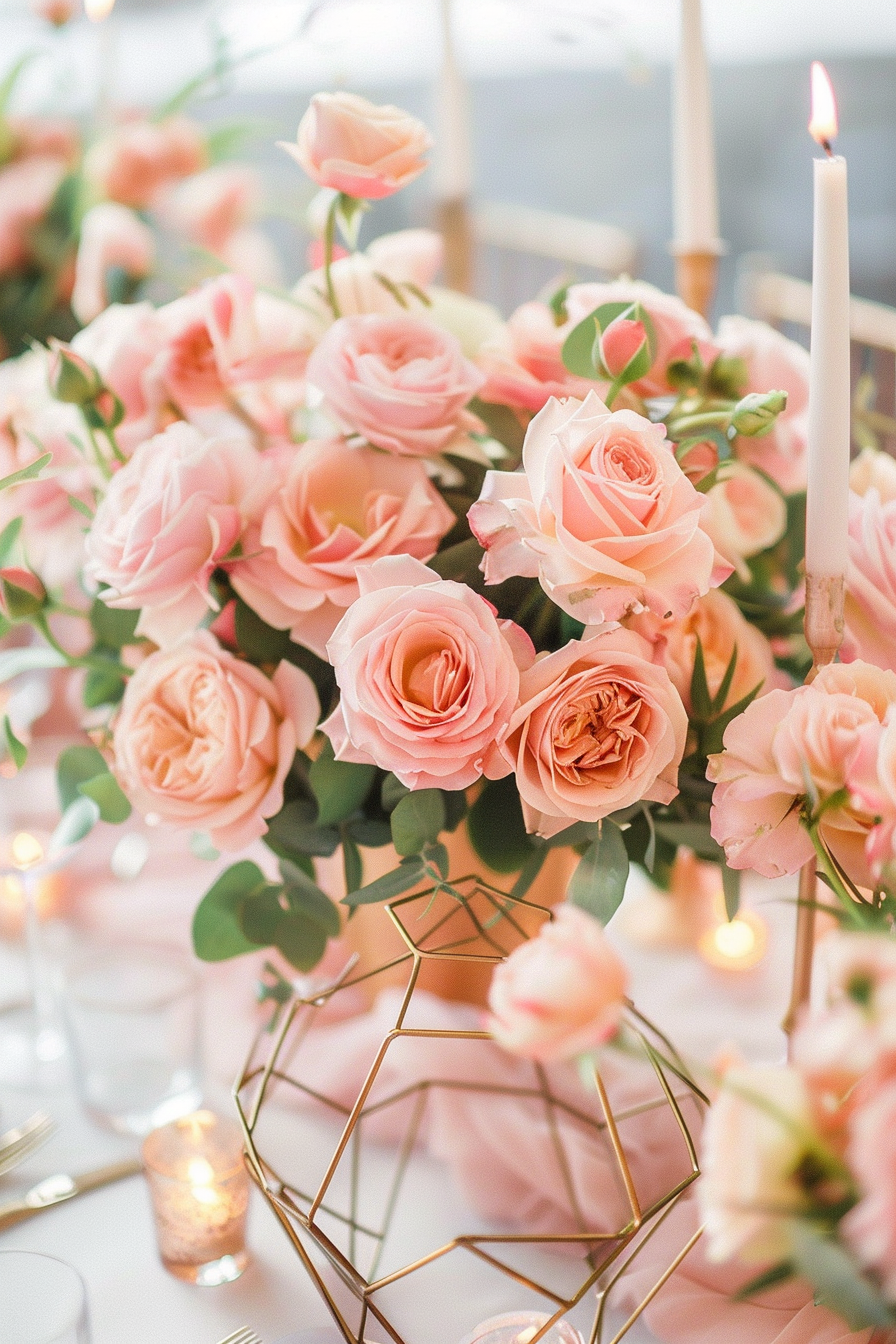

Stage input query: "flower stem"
[{"left": 323, "top": 198, "right": 342, "bottom": 320}]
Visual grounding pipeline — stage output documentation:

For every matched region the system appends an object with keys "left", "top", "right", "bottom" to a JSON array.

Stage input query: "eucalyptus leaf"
[
  {"left": 57, "top": 744, "right": 109, "bottom": 811},
  {"left": 77, "top": 771, "right": 132, "bottom": 824},
  {"left": 790, "top": 1223, "right": 896, "bottom": 1330},
  {"left": 280, "top": 860, "right": 342, "bottom": 936},
  {"left": 309, "top": 738, "right": 376, "bottom": 827},
  {"left": 50, "top": 796, "right": 100, "bottom": 855},
  {"left": 345, "top": 818, "right": 392, "bottom": 848},
  {"left": 342, "top": 856, "right": 426, "bottom": 907},
  {"left": 343, "top": 835, "right": 362, "bottom": 895},
  {"left": 381, "top": 774, "right": 410, "bottom": 812},
  {"left": 192, "top": 861, "right": 270, "bottom": 962},
  {"left": 264, "top": 798, "right": 340, "bottom": 858},
  {"left": 390, "top": 790, "right": 446, "bottom": 857},
  {"left": 274, "top": 909, "right": 329, "bottom": 972},
  {"left": 2, "top": 715, "right": 25, "bottom": 770},
  {"left": 467, "top": 774, "right": 533, "bottom": 873},
  {"left": 567, "top": 819, "right": 629, "bottom": 924},
  {"left": 0, "top": 647, "right": 66, "bottom": 684}
]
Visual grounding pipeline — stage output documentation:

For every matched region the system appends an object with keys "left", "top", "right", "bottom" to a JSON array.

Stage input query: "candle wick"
[{"left": 821, "top": 138, "right": 834, "bottom": 158}]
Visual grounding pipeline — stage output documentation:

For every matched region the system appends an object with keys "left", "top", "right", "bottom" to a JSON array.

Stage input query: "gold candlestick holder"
[
  {"left": 435, "top": 195, "right": 475, "bottom": 294},
  {"left": 671, "top": 246, "right": 724, "bottom": 319},
  {"left": 234, "top": 877, "right": 708, "bottom": 1344}
]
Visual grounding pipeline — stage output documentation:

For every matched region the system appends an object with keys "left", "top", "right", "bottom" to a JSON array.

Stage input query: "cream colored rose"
[
  {"left": 281, "top": 92, "right": 431, "bottom": 199},
  {"left": 850, "top": 446, "right": 896, "bottom": 503},
  {"left": 700, "top": 462, "right": 788, "bottom": 581}
]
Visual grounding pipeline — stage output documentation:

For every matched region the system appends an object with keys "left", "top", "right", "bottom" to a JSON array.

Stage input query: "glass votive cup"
[
  {"left": 459, "top": 1314, "right": 584, "bottom": 1344},
  {"left": 142, "top": 1109, "right": 250, "bottom": 1285},
  {"left": 0, "top": 1249, "right": 91, "bottom": 1342},
  {"left": 63, "top": 941, "right": 202, "bottom": 1135}
]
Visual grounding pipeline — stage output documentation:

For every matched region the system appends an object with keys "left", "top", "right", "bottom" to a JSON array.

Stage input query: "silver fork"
[
  {"left": 0, "top": 1111, "right": 54, "bottom": 1177},
  {"left": 215, "top": 1331, "right": 263, "bottom": 1344}
]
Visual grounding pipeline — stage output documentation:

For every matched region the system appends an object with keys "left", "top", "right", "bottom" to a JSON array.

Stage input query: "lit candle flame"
[
  {"left": 11, "top": 832, "right": 44, "bottom": 869},
  {"left": 699, "top": 908, "right": 768, "bottom": 970},
  {"left": 83, "top": 0, "right": 116, "bottom": 20},
  {"left": 809, "top": 61, "right": 838, "bottom": 150}
]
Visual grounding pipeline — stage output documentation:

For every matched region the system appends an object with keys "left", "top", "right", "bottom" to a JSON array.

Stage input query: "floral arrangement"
[{"left": 0, "top": 87, "right": 820, "bottom": 977}]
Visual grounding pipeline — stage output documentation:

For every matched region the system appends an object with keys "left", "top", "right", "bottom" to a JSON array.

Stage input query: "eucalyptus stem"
[
  {"left": 323, "top": 198, "right": 342, "bottom": 320},
  {"left": 806, "top": 824, "right": 867, "bottom": 927},
  {"left": 666, "top": 409, "right": 732, "bottom": 436}
]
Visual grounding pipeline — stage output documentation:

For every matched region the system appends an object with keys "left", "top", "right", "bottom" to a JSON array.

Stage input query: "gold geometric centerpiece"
[{"left": 235, "top": 880, "right": 707, "bottom": 1344}]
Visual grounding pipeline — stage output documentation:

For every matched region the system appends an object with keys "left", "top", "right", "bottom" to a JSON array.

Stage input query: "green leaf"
[
  {"left": 280, "top": 860, "right": 342, "bottom": 937},
  {"left": 239, "top": 885, "right": 287, "bottom": 945},
  {"left": 710, "top": 645, "right": 739, "bottom": 716},
  {"left": 0, "top": 646, "right": 66, "bottom": 683},
  {"left": 790, "top": 1223, "right": 896, "bottom": 1331},
  {"left": 467, "top": 774, "right": 534, "bottom": 873},
  {"left": 89, "top": 599, "right": 139, "bottom": 649},
  {"left": 233, "top": 597, "right": 291, "bottom": 663},
  {"left": 733, "top": 1261, "right": 796, "bottom": 1302},
  {"left": 567, "top": 819, "right": 630, "bottom": 924},
  {"left": 190, "top": 831, "right": 220, "bottom": 862},
  {"left": 77, "top": 771, "right": 132, "bottom": 824},
  {"left": 653, "top": 820, "right": 725, "bottom": 862},
  {"left": 57, "top": 745, "right": 109, "bottom": 811},
  {"left": 689, "top": 637, "right": 713, "bottom": 721},
  {"left": 0, "top": 452, "right": 51, "bottom": 492},
  {"left": 510, "top": 846, "right": 547, "bottom": 899},
  {"left": 543, "top": 820, "right": 596, "bottom": 850},
  {"left": 50, "top": 796, "right": 100, "bottom": 854},
  {"left": 2, "top": 715, "right": 26, "bottom": 770},
  {"left": 562, "top": 313, "right": 602, "bottom": 377},
  {"left": 342, "top": 834, "right": 362, "bottom": 895},
  {"left": 441, "top": 789, "right": 468, "bottom": 833},
  {"left": 702, "top": 682, "right": 764, "bottom": 757},
  {"left": 381, "top": 773, "right": 411, "bottom": 812},
  {"left": 192, "top": 861, "right": 270, "bottom": 962},
  {"left": 83, "top": 661, "right": 126, "bottom": 709},
  {"left": 342, "top": 855, "right": 426, "bottom": 907},
  {"left": 273, "top": 909, "right": 329, "bottom": 972},
  {"left": 264, "top": 798, "right": 340, "bottom": 858},
  {"left": 309, "top": 737, "right": 376, "bottom": 827},
  {"left": 345, "top": 818, "right": 392, "bottom": 848},
  {"left": 0, "top": 516, "right": 22, "bottom": 565},
  {"left": 423, "top": 840, "right": 450, "bottom": 879},
  {"left": 722, "top": 863, "right": 741, "bottom": 920},
  {"left": 390, "top": 790, "right": 446, "bottom": 857}
]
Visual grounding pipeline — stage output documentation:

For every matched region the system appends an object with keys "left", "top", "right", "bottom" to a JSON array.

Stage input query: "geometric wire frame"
[{"left": 235, "top": 876, "right": 708, "bottom": 1344}]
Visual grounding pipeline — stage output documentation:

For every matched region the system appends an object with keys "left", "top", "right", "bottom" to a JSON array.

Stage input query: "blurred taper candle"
[
  {"left": 671, "top": 0, "right": 723, "bottom": 317},
  {"left": 459, "top": 1314, "right": 584, "bottom": 1344},
  {"left": 434, "top": 0, "right": 474, "bottom": 292},
  {"left": 142, "top": 1110, "right": 250, "bottom": 1285},
  {"left": 84, "top": 0, "right": 118, "bottom": 127}
]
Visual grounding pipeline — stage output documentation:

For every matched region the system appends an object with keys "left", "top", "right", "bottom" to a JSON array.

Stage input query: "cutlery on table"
[
  {"left": 0, "top": 1155, "right": 142, "bottom": 1232},
  {"left": 215, "top": 1331, "right": 263, "bottom": 1344},
  {"left": 0, "top": 1111, "right": 55, "bottom": 1177}
]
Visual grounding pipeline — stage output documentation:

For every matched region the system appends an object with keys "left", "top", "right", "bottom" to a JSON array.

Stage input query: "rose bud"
[
  {"left": 730, "top": 389, "right": 788, "bottom": 438},
  {"left": 47, "top": 341, "right": 103, "bottom": 406},
  {"left": 0, "top": 568, "right": 47, "bottom": 621},
  {"left": 598, "top": 313, "right": 649, "bottom": 380},
  {"left": 83, "top": 386, "right": 125, "bottom": 432}
]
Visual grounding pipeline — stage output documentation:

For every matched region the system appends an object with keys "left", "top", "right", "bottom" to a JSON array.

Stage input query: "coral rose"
[
  {"left": 487, "top": 904, "right": 629, "bottom": 1062},
  {"left": 84, "top": 422, "right": 257, "bottom": 646},
  {"left": 501, "top": 628, "right": 687, "bottom": 839},
  {"left": 230, "top": 438, "right": 455, "bottom": 658},
  {"left": 85, "top": 116, "right": 206, "bottom": 209},
  {"left": 71, "top": 202, "right": 155, "bottom": 324},
  {"left": 281, "top": 92, "right": 431, "bottom": 199},
  {"left": 306, "top": 313, "right": 485, "bottom": 458},
  {"left": 469, "top": 391, "right": 730, "bottom": 626},
  {"left": 844, "top": 488, "right": 896, "bottom": 674},
  {"left": 322, "top": 555, "right": 532, "bottom": 791},
  {"left": 112, "top": 632, "right": 318, "bottom": 850},
  {"left": 700, "top": 462, "right": 788, "bottom": 581},
  {"left": 477, "top": 300, "right": 604, "bottom": 414}
]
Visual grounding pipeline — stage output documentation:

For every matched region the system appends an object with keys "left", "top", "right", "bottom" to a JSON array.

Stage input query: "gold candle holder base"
[
  {"left": 671, "top": 248, "right": 722, "bottom": 319},
  {"left": 435, "top": 195, "right": 474, "bottom": 294}
]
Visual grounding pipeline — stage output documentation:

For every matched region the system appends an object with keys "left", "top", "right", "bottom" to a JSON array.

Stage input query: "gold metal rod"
[
  {"left": 607, "top": 1225, "right": 704, "bottom": 1344},
  {"left": 594, "top": 1065, "right": 642, "bottom": 1227}
]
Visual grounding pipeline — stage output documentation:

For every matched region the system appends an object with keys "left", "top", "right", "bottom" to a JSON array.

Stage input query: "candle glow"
[
  {"left": 699, "top": 909, "right": 768, "bottom": 971},
  {"left": 84, "top": 0, "right": 116, "bottom": 20},
  {"left": 809, "top": 62, "right": 838, "bottom": 147},
  {"left": 11, "top": 832, "right": 44, "bottom": 869}
]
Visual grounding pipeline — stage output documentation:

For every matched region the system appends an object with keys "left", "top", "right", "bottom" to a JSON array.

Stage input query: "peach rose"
[
  {"left": 501, "top": 628, "right": 687, "bottom": 839},
  {"left": 844, "top": 488, "right": 896, "bottom": 674},
  {"left": 365, "top": 228, "right": 443, "bottom": 288},
  {"left": 230, "top": 438, "right": 455, "bottom": 657},
  {"left": 112, "top": 632, "right": 318, "bottom": 850},
  {"left": 71, "top": 301, "right": 168, "bottom": 453},
  {"left": 700, "top": 462, "right": 788, "bottom": 581},
  {"left": 71, "top": 203, "right": 155, "bottom": 324},
  {"left": 844, "top": 1077, "right": 896, "bottom": 1299},
  {"left": 293, "top": 250, "right": 428, "bottom": 335},
  {"left": 0, "top": 156, "right": 66, "bottom": 272},
  {"left": 306, "top": 313, "right": 484, "bottom": 458},
  {"left": 487, "top": 904, "right": 629, "bottom": 1061},
  {"left": 699, "top": 1063, "right": 814, "bottom": 1264},
  {"left": 564, "top": 279, "right": 712, "bottom": 399},
  {"left": 709, "top": 662, "right": 896, "bottom": 882},
  {"left": 160, "top": 163, "right": 260, "bottom": 254},
  {"left": 322, "top": 555, "right": 532, "bottom": 790},
  {"left": 281, "top": 92, "right": 431, "bottom": 199},
  {"left": 850, "top": 447, "right": 896, "bottom": 503},
  {"left": 848, "top": 714, "right": 896, "bottom": 880},
  {"left": 716, "top": 316, "right": 810, "bottom": 495},
  {"left": 629, "top": 588, "right": 778, "bottom": 716},
  {"left": 85, "top": 116, "right": 206, "bottom": 209},
  {"left": 84, "top": 422, "right": 257, "bottom": 646},
  {"left": 469, "top": 391, "right": 730, "bottom": 626},
  {"left": 477, "top": 300, "right": 605, "bottom": 414}
]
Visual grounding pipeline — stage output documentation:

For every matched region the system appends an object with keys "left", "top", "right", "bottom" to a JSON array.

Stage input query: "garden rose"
[
  {"left": 71, "top": 202, "right": 155, "bottom": 324},
  {"left": 84, "top": 116, "right": 206, "bottom": 209},
  {"left": 230, "top": 438, "right": 455, "bottom": 658},
  {"left": 844, "top": 1079, "right": 896, "bottom": 1297},
  {"left": 564, "top": 279, "right": 712, "bottom": 399},
  {"left": 844, "top": 488, "right": 896, "bottom": 674},
  {"left": 469, "top": 391, "right": 729, "bottom": 626},
  {"left": 848, "top": 714, "right": 896, "bottom": 880},
  {"left": 306, "top": 313, "right": 485, "bottom": 458},
  {"left": 112, "top": 632, "right": 318, "bottom": 850},
  {"left": 281, "top": 92, "right": 431, "bottom": 199},
  {"left": 365, "top": 228, "right": 443, "bottom": 288},
  {"left": 487, "top": 903, "right": 629, "bottom": 1061},
  {"left": 715, "top": 316, "right": 810, "bottom": 495},
  {"left": 84, "top": 422, "right": 257, "bottom": 645},
  {"left": 322, "top": 555, "right": 532, "bottom": 790},
  {"left": 477, "top": 300, "right": 603, "bottom": 414},
  {"left": 501, "top": 627, "right": 687, "bottom": 839},
  {"left": 699, "top": 1063, "right": 814, "bottom": 1263},
  {"left": 700, "top": 462, "right": 788, "bottom": 580},
  {"left": 0, "top": 156, "right": 66, "bottom": 272},
  {"left": 850, "top": 446, "right": 896, "bottom": 503},
  {"left": 160, "top": 163, "right": 260, "bottom": 254}
]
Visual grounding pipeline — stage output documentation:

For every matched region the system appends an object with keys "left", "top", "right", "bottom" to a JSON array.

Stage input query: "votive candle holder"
[
  {"left": 141, "top": 1109, "right": 250, "bottom": 1285},
  {"left": 459, "top": 1313, "right": 585, "bottom": 1344}
]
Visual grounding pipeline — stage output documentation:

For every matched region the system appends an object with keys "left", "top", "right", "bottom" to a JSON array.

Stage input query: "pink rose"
[
  {"left": 850, "top": 447, "right": 896, "bottom": 503},
  {"left": 71, "top": 202, "right": 155, "bottom": 324},
  {"left": 281, "top": 92, "right": 431, "bottom": 199},
  {"left": 598, "top": 313, "right": 649, "bottom": 379},
  {"left": 709, "top": 662, "right": 896, "bottom": 882},
  {"left": 365, "top": 228, "right": 444, "bottom": 288},
  {"left": 160, "top": 163, "right": 260, "bottom": 254},
  {"left": 112, "top": 632, "right": 318, "bottom": 850},
  {"left": 848, "top": 714, "right": 896, "bottom": 880},
  {"left": 564, "top": 280, "right": 712, "bottom": 399},
  {"left": 469, "top": 391, "right": 730, "bottom": 626},
  {"left": 84, "top": 116, "right": 206, "bottom": 209},
  {"left": 306, "top": 313, "right": 484, "bottom": 458},
  {"left": 700, "top": 462, "right": 788, "bottom": 581},
  {"left": 486, "top": 903, "right": 629, "bottom": 1062},
  {"left": 230, "top": 437, "right": 455, "bottom": 657},
  {"left": 844, "top": 488, "right": 896, "bottom": 674},
  {"left": 0, "top": 156, "right": 66, "bottom": 272},
  {"left": 322, "top": 555, "right": 532, "bottom": 790},
  {"left": 844, "top": 1078, "right": 896, "bottom": 1297},
  {"left": 477, "top": 301, "right": 605, "bottom": 414},
  {"left": 501, "top": 628, "right": 687, "bottom": 839},
  {"left": 84, "top": 422, "right": 258, "bottom": 645},
  {"left": 715, "top": 316, "right": 810, "bottom": 495}
]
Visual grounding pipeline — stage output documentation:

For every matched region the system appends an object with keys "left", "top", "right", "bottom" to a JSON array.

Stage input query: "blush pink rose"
[
  {"left": 850, "top": 447, "right": 896, "bottom": 503},
  {"left": 501, "top": 628, "right": 687, "bottom": 839},
  {"left": 716, "top": 316, "right": 810, "bottom": 495},
  {"left": 844, "top": 488, "right": 896, "bottom": 674},
  {"left": 306, "top": 313, "right": 485, "bottom": 458},
  {"left": 84, "top": 116, "right": 206, "bottom": 209},
  {"left": 469, "top": 391, "right": 731, "bottom": 626},
  {"left": 322, "top": 555, "right": 532, "bottom": 790},
  {"left": 281, "top": 92, "right": 431, "bottom": 199},
  {"left": 477, "top": 300, "right": 605, "bottom": 414},
  {"left": 0, "top": 156, "right": 66, "bottom": 272},
  {"left": 365, "top": 228, "right": 444, "bottom": 288},
  {"left": 71, "top": 202, "right": 155, "bottom": 324},
  {"left": 700, "top": 462, "right": 788, "bottom": 581},
  {"left": 844, "top": 1078, "right": 896, "bottom": 1298},
  {"left": 112, "top": 631, "right": 318, "bottom": 850},
  {"left": 84, "top": 422, "right": 257, "bottom": 646},
  {"left": 848, "top": 714, "right": 896, "bottom": 880},
  {"left": 564, "top": 279, "right": 712, "bottom": 399},
  {"left": 160, "top": 163, "right": 260, "bottom": 254},
  {"left": 487, "top": 903, "right": 629, "bottom": 1061},
  {"left": 230, "top": 437, "right": 455, "bottom": 658}
]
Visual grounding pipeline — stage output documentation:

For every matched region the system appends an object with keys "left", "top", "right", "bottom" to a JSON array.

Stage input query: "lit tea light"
[
  {"left": 11, "top": 832, "right": 44, "bottom": 869},
  {"left": 84, "top": 0, "right": 116, "bottom": 19},
  {"left": 459, "top": 1314, "right": 584, "bottom": 1344},
  {"left": 0, "top": 832, "right": 63, "bottom": 938},
  {"left": 142, "top": 1110, "right": 250, "bottom": 1286},
  {"left": 699, "top": 909, "right": 768, "bottom": 971}
]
